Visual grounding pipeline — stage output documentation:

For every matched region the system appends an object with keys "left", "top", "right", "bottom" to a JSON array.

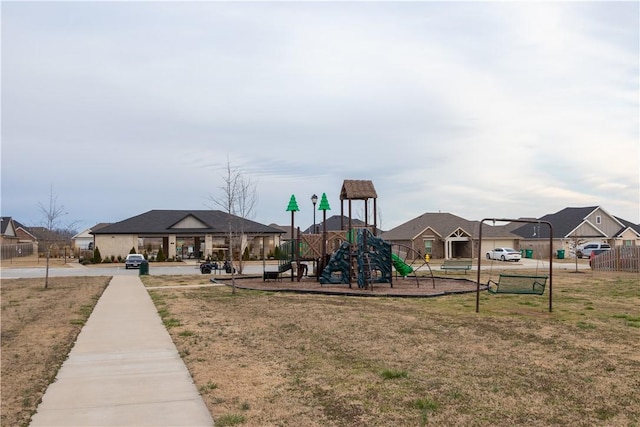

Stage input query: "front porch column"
[
  {"left": 168, "top": 235, "right": 177, "bottom": 259},
  {"left": 205, "top": 234, "right": 214, "bottom": 259}
]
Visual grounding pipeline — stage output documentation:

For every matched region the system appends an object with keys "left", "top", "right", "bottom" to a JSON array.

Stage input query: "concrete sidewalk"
[{"left": 30, "top": 276, "right": 214, "bottom": 426}]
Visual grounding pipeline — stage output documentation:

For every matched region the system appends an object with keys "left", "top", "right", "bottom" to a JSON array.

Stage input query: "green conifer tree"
[
  {"left": 156, "top": 247, "right": 165, "bottom": 262},
  {"left": 93, "top": 247, "right": 102, "bottom": 264}
]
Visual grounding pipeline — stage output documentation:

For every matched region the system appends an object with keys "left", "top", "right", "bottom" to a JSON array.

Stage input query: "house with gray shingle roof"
[
  {"left": 91, "top": 210, "right": 284, "bottom": 260},
  {"left": 1, "top": 217, "right": 39, "bottom": 259},
  {"left": 512, "top": 206, "right": 640, "bottom": 256},
  {"left": 380, "top": 212, "right": 522, "bottom": 259}
]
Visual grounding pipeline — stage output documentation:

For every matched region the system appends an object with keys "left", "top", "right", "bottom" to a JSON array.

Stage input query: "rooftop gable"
[
  {"left": 614, "top": 216, "right": 640, "bottom": 238},
  {"left": 169, "top": 214, "right": 210, "bottom": 229},
  {"left": 1, "top": 217, "right": 16, "bottom": 237},
  {"left": 512, "top": 206, "right": 633, "bottom": 239},
  {"left": 73, "top": 223, "right": 113, "bottom": 239}
]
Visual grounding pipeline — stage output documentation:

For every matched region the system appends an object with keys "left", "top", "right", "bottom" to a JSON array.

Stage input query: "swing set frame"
[{"left": 475, "top": 218, "right": 553, "bottom": 313}]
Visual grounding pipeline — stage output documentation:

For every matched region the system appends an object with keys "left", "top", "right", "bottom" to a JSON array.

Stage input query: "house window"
[
  {"left": 623, "top": 240, "right": 634, "bottom": 247},
  {"left": 596, "top": 215, "right": 602, "bottom": 224},
  {"left": 423, "top": 240, "right": 433, "bottom": 255}
]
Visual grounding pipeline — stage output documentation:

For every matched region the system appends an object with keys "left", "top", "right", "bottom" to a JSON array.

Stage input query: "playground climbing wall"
[{"left": 320, "top": 228, "right": 392, "bottom": 288}]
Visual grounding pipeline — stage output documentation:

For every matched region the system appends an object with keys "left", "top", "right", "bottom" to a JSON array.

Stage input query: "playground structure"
[{"left": 273, "top": 180, "right": 435, "bottom": 289}]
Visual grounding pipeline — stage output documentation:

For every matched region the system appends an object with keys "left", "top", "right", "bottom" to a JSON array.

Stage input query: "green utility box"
[
  {"left": 139, "top": 260, "right": 149, "bottom": 275},
  {"left": 525, "top": 249, "right": 534, "bottom": 259},
  {"left": 557, "top": 249, "right": 565, "bottom": 259}
]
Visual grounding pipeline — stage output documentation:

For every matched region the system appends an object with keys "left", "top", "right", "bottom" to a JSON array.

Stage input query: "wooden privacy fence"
[
  {"left": 591, "top": 247, "right": 640, "bottom": 273},
  {"left": 1, "top": 242, "right": 36, "bottom": 260}
]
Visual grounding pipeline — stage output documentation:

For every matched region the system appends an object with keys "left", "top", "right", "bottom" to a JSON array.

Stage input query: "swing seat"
[{"left": 487, "top": 274, "right": 547, "bottom": 295}]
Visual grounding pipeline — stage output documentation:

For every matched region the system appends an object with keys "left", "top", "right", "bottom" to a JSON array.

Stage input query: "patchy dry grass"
[
  {"left": 145, "top": 270, "right": 640, "bottom": 426},
  {"left": 2, "top": 269, "right": 637, "bottom": 427},
  {"left": 0, "top": 277, "right": 110, "bottom": 427}
]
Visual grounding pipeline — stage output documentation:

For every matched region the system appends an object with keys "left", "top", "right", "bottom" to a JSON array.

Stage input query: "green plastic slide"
[{"left": 391, "top": 253, "right": 414, "bottom": 277}]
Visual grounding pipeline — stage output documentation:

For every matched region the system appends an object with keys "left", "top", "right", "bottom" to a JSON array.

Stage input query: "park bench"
[
  {"left": 263, "top": 270, "right": 281, "bottom": 282},
  {"left": 263, "top": 261, "right": 294, "bottom": 282},
  {"left": 487, "top": 274, "right": 547, "bottom": 295},
  {"left": 440, "top": 259, "right": 472, "bottom": 273}
]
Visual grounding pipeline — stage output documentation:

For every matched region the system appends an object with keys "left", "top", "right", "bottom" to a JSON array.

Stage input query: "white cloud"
[{"left": 2, "top": 1, "right": 638, "bottom": 230}]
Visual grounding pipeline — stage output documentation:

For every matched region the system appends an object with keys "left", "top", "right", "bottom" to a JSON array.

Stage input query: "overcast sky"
[{"left": 2, "top": 1, "right": 638, "bottom": 232}]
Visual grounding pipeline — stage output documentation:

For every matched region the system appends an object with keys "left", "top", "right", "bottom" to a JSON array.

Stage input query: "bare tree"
[
  {"left": 568, "top": 233, "right": 588, "bottom": 273},
  {"left": 209, "top": 159, "right": 258, "bottom": 293},
  {"left": 354, "top": 199, "right": 382, "bottom": 234},
  {"left": 37, "top": 186, "right": 77, "bottom": 289}
]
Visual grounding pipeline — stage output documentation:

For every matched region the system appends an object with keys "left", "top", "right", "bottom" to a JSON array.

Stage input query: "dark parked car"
[
  {"left": 199, "top": 261, "right": 218, "bottom": 274},
  {"left": 199, "top": 260, "right": 236, "bottom": 274},
  {"left": 125, "top": 254, "right": 145, "bottom": 269}
]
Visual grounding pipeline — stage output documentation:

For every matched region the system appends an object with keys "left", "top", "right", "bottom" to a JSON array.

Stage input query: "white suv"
[{"left": 577, "top": 243, "right": 611, "bottom": 259}]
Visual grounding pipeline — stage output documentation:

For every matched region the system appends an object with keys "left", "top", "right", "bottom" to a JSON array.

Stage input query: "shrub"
[
  {"left": 156, "top": 247, "right": 166, "bottom": 262},
  {"left": 92, "top": 247, "right": 102, "bottom": 264},
  {"left": 242, "top": 247, "right": 250, "bottom": 261},
  {"left": 129, "top": 246, "right": 137, "bottom": 254}
]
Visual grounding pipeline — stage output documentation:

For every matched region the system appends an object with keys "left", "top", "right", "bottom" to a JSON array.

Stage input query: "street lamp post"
[{"left": 311, "top": 194, "right": 318, "bottom": 234}]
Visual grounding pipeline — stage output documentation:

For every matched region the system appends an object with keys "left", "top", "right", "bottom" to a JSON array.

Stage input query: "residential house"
[
  {"left": 14, "top": 221, "right": 39, "bottom": 245},
  {"left": 92, "top": 210, "right": 284, "bottom": 260},
  {"left": 72, "top": 223, "right": 112, "bottom": 250},
  {"left": 0, "top": 217, "right": 18, "bottom": 244},
  {"left": 380, "top": 212, "right": 522, "bottom": 260},
  {"left": 512, "top": 206, "right": 640, "bottom": 257},
  {"left": 1, "top": 218, "right": 38, "bottom": 259}
]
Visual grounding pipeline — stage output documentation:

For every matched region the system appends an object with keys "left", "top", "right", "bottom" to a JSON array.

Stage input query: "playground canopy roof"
[{"left": 340, "top": 180, "right": 377, "bottom": 200}]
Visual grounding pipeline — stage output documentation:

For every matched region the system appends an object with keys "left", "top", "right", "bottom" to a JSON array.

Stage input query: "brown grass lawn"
[
  {"left": 0, "top": 276, "right": 110, "bottom": 427},
  {"left": 143, "top": 270, "right": 640, "bottom": 427},
  {"left": 2, "top": 270, "right": 638, "bottom": 427}
]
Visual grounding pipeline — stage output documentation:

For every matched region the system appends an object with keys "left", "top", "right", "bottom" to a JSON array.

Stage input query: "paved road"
[
  {"left": 0, "top": 264, "right": 208, "bottom": 279},
  {"left": 1, "top": 258, "right": 590, "bottom": 279}
]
